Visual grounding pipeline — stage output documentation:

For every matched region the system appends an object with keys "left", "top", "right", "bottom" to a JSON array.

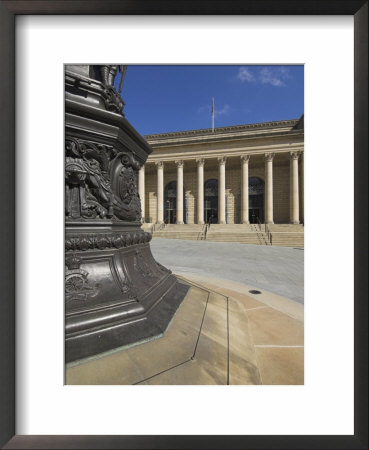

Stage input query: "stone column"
[
  {"left": 175, "top": 160, "right": 184, "bottom": 224},
  {"left": 218, "top": 157, "right": 227, "bottom": 224},
  {"left": 265, "top": 153, "right": 275, "bottom": 224},
  {"left": 241, "top": 155, "right": 250, "bottom": 224},
  {"left": 290, "top": 152, "right": 300, "bottom": 224},
  {"left": 196, "top": 158, "right": 205, "bottom": 224},
  {"left": 156, "top": 161, "right": 164, "bottom": 224},
  {"left": 138, "top": 165, "right": 145, "bottom": 221}
]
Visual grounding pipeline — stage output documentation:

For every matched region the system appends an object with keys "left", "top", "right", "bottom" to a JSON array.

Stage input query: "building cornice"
[
  {"left": 146, "top": 145, "right": 304, "bottom": 164},
  {"left": 146, "top": 128, "right": 304, "bottom": 149},
  {"left": 145, "top": 119, "right": 301, "bottom": 141}
]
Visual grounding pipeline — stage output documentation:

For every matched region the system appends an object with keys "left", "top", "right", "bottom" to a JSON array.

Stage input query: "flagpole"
[{"left": 212, "top": 97, "right": 215, "bottom": 133}]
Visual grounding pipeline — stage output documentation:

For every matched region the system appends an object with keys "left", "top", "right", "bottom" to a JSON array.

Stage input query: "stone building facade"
[{"left": 138, "top": 117, "right": 304, "bottom": 226}]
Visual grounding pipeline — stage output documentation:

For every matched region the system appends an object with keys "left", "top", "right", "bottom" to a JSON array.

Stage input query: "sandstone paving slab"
[
  {"left": 192, "top": 333, "right": 228, "bottom": 384},
  {"left": 247, "top": 307, "right": 304, "bottom": 346},
  {"left": 229, "top": 352, "right": 262, "bottom": 385},
  {"left": 140, "top": 291, "right": 229, "bottom": 385},
  {"left": 125, "top": 334, "right": 193, "bottom": 382},
  {"left": 197, "top": 293, "right": 228, "bottom": 348},
  {"left": 140, "top": 359, "right": 225, "bottom": 385},
  {"left": 228, "top": 300, "right": 259, "bottom": 363},
  {"left": 255, "top": 347, "right": 304, "bottom": 385},
  {"left": 66, "top": 275, "right": 304, "bottom": 385},
  {"left": 177, "top": 273, "right": 304, "bottom": 322},
  {"left": 228, "top": 299, "right": 262, "bottom": 385},
  {"left": 183, "top": 279, "right": 222, "bottom": 292},
  {"left": 125, "top": 288, "right": 207, "bottom": 381},
  {"left": 66, "top": 349, "right": 143, "bottom": 385},
  {"left": 218, "top": 289, "right": 266, "bottom": 310},
  {"left": 244, "top": 289, "right": 304, "bottom": 322},
  {"left": 66, "top": 285, "right": 204, "bottom": 385},
  {"left": 165, "top": 286, "right": 208, "bottom": 330}
]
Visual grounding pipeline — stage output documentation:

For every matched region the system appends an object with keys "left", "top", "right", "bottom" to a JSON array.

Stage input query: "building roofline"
[{"left": 145, "top": 118, "right": 302, "bottom": 140}]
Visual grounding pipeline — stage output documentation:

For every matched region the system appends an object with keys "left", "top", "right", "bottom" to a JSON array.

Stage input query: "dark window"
[
  {"left": 248, "top": 177, "right": 264, "bottom": 223},
  {"left": 204, "top": 179, "right": 218, "bottom": 224}
]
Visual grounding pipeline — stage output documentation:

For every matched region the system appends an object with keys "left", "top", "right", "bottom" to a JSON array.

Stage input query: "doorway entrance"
[
  {"left": 164, "top": 181, "right": 186, "bottom": 224},
  {"left": 204, "top": 179, "right": 218, "bottom": 224},
  {"left": 249, "top": 177, "right": 264, "bottom": 224}
]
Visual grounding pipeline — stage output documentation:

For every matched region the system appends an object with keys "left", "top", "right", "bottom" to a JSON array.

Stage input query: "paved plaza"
[
  {"left": 150, "top": 238, "right": 304, "bottom": 304},
  {"left": 66, "top": 239, "right": 304, "bottom": 385},
  {"left": 67, "top": 275, "right": 304, "bottom": 385}
]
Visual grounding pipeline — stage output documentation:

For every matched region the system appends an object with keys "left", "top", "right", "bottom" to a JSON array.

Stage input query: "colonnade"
[{"left": 137, "top": 152, "right": 302, "bottom": 225}]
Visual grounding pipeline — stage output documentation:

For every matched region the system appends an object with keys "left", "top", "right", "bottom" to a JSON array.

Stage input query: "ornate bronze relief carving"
[
  {"left": 65, "top": 254, "right": 99, "bottom": 304},
  {"left": 65, "top": 137, "right": 141, "bottom": 222},
  {"left": 65, "top": 231, "right": 151, "bottom": 252}
]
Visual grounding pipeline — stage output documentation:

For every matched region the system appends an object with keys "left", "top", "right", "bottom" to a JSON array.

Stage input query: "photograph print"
[{"left": 65, "top": 64, "right": 304, "bottom": 385}]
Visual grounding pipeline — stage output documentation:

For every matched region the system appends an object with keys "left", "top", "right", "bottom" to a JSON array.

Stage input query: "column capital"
[
  {"left": 196, "top": 158, "right": 205, "bottom": 167},
  {"left": 155, "top": 161, "right": 164, "bottom": 168},
  {"left": 265, "top": 153, "right": 275, "bottom": 162},
  {"left": 217, "top": 156, "right": 227, "bottom": 165},
  {"left": 241, "top": 154, "right": 251, "bottom": 163},
  {"left": 290, "top": 151, "right": 302, "bottom": 160},
  {"left": 175, "top": 160, "right": 184, "bottom": 168}
]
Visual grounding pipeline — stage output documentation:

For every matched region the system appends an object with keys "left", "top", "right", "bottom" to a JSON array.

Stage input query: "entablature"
[{"left": 146, "top": 144, "right": 304, "bottom": 164}]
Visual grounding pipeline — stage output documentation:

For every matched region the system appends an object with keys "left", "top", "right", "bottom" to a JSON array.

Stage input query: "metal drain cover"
[{"left": 249, "top": 289, "right": 262, "bottom": 295}]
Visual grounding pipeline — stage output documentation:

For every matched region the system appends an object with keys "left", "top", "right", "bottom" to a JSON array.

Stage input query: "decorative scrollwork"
[
  {"left": 65, "top": 231, "right": 152, "bottom": 252},
  {"left": 101, "top": 85, "right": 125, "bottom": 114},
  {"left": 265, "top": 153, "right": 275, "bottom": 161},
  {"left": 133, "top": 248, "right": 156, "bottom": 279},
  {"left": 290, "top": 151, "right": 302, "bottom": 160},
  {"left": 65, "top": 252, "right": 100, "bottom": 303},
  {"left": 65, "top": 137, "right": 142, "bottom": 222}
]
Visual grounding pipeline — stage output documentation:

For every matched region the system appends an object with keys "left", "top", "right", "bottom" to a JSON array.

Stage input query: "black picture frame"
[{"left": 0, "top": 1, "right": 367, "bottom": 449}]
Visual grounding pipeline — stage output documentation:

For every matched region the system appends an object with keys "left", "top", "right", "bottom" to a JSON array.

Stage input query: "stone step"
[
  {"left": 270, "top": 232, "right": 304, "bottom": 247},
  {"left": 208, "top": 224, "right": 253, "bottom": 229},
  {"left": 153, "top": 233, "right": 205, "bottom": 240},
  {"left": 206, "top": 232, "right": 269, "bottom": 244},
  {"left": 268, "top": 224, "right": 304, "bottom": 231},
  {"left": 150, "top": 224, "right": 304, "bottom": 247},
  {"left": 165, "top": 224, "right": 204, "bottom": 228}
]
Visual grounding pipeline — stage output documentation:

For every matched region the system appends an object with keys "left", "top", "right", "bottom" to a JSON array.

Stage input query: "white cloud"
[
  {"left": 236, "top": 66, "right": 291, "bottom": 87},
  {"left": 215, "top": 104, "right": 231, "bottom": 117},
  {"left": 259, "top": 67, "right": 291, "bottom": 87},
  {"left": 237, "top": 67, "right": 256, "bottom": 82},
  {"left": 197, "top": 103, "right": 231, "bottom": 117}
]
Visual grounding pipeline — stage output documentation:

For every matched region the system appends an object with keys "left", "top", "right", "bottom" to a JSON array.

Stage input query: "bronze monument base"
[{"left": 65, "top": 66, "right": 188, "bottom": 363}]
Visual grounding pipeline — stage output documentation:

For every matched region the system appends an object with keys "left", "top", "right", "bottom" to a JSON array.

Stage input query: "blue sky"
[{"left": 114, "top": 65, "right": 304, "bottom": 136}]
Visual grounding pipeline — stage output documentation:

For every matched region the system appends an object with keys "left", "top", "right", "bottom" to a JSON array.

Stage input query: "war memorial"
[
  {"left": 65, "top": 66, "right": 304, "bottom": 385},
  {"left": 65, "top": 65, "right": 190, "bottom": 363}
]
